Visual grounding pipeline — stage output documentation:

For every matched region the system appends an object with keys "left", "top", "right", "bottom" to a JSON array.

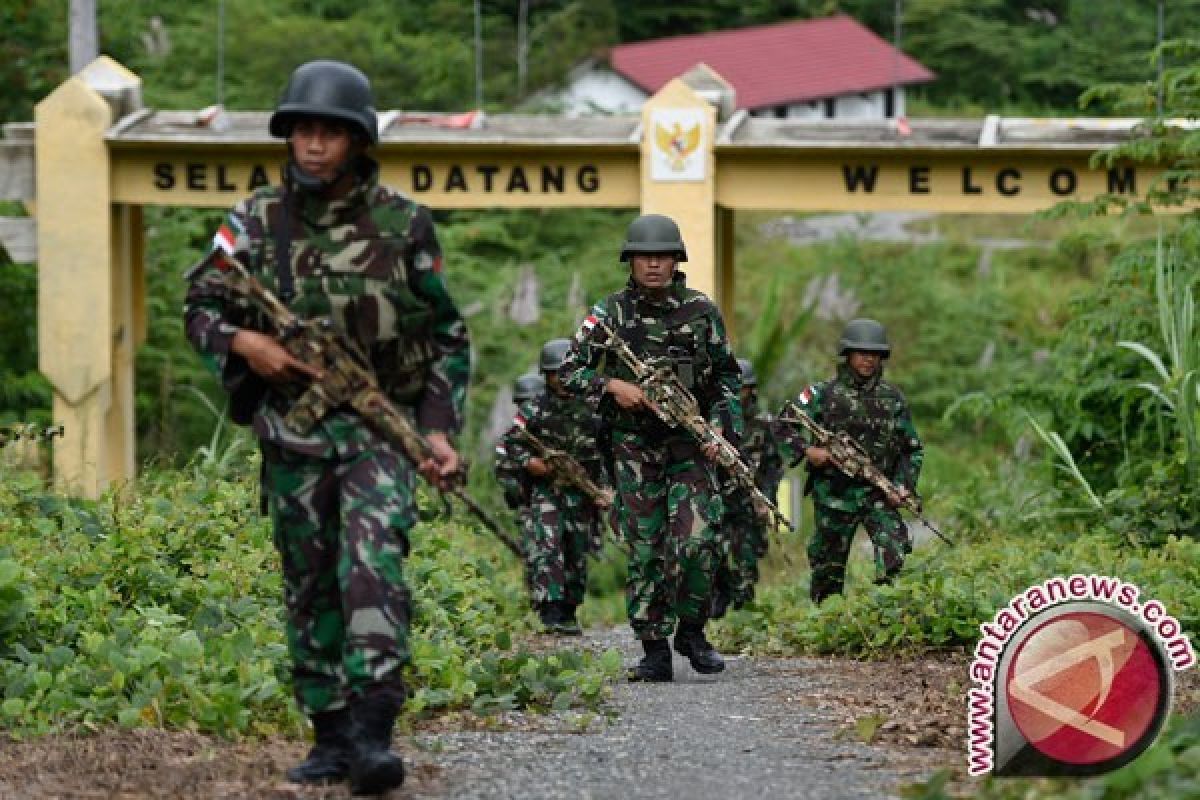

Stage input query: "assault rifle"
[
  {"left": 593, "top": 318, "right": 793, "bottom": 533},
  {"left": 779, "top": 402, "right": 952, "bottom": 545},
  {"left": 203, "top": 248, "right": 522, "bottom": 558},
  {"left": 0, "top": 424, "right": 64, "bottom": 448},
  {"left": 513, "top": 427, "right": 615, "bottom": 511}
]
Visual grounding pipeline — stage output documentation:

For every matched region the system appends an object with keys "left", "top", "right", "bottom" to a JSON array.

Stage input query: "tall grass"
[{"left": 1117, "top": 228, "right": 1200, "bottom": 489}]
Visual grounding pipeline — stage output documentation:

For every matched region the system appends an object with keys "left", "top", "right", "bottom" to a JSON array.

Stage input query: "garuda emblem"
[{"left": 655, "top": 121, "right": 702, "bottom": 172}]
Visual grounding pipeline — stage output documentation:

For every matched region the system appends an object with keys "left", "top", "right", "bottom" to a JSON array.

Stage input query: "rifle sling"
[{"left": 274, "top": 191, "right": 296, "bottom": 305}]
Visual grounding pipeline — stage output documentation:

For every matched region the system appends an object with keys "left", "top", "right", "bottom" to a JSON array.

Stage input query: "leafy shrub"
[
  {"left": 711, "top": 526, "right": 1200, "bottom": 658},
  {"left": 0, "top": 464, "right": 618, "bottom": 738}
]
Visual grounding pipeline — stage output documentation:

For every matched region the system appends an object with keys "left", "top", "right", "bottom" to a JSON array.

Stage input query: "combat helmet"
[
  {"left": 513, "top": 372, "right": 546, "bottom": 403},
  {"left": 738, "top": 358, "right": 758, "bottom": 388},
  {"left": 269, "top": 60, "right": 378, "bottom": 144},
  {"left": 838, "top": 318, "right": 891, "bottom": 357},
  {"left": 619, "top": 214, "right": 687, "bottom": 262},
  {"left": 539, "top": 338, "right": 573, "bottom": 372}
]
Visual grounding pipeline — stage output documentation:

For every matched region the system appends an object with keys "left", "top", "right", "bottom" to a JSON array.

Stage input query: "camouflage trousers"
[
  {"left": 612, "top": 431, "right": 723, "bottom": 640},
  {"left": 716, "top": 494, "right": 769, "bottom": 606},
  {"left": 261, "top": 440, "right": 414, "bottom": 717},
  {"left": 810, "top": 502, "right": 911, "bottom": 603},
  {"left": 523, "top": 483, "right": 596, "bottom": 609}
]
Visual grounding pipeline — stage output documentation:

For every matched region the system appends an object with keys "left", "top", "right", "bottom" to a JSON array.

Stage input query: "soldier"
[
  {"left": 559, "top": 214, "right": 742, "bottom": 682},
  {"left": 494, "top": 371, "right": 545, "bottom": 519},
  {"left": 499, "top": 340, "right": 609, "bottom": 635},
  {"left": 779, "top": 319, "right": 923, "bottom": 604},
  {"left": 711, "top": 358, "right": 784, "bottom": 617},
  {"left": 183, "top": 61, "right": 469, "bottom": 794}
]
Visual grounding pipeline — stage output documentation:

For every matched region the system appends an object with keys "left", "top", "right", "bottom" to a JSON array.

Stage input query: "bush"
[
  {"left": 0, "top": 463, "right": 619, "bottom": 738},
  {"left": 711, "top": 526, "right": 1200, "bottom": 658}
]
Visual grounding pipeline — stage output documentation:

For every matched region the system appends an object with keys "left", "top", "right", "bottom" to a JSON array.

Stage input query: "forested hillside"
[{"left": 5, "top": 0, "right": 1200, "bottom": 121}]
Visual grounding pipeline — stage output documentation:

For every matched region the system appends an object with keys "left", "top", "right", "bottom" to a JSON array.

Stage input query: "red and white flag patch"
[
  {"left": 512, "top": 413, "right": 527, "bottom": 428},
  {"left": 798, "top": 386, "right": 816, "bottom": 405},
  {"left": 212, "top": 223, "right": 237, "bottom": 255},
  {"left": 581, "top": 314, "right": 598, "bottom": 331}
]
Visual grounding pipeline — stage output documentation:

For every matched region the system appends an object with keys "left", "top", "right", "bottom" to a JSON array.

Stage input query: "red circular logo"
[{"left": 1005, "top": 611, "right": 1162, "bottom": 765}]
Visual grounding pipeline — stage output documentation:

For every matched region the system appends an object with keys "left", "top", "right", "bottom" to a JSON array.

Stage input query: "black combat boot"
[
  {"left": 709, "top": 575, "right": 733, "bottom": 620},
  {"left": 550, "top": 603, "right": 583, "bottom": 636},
  {"left": 673, "top": 621, "right": 725, "bottom": 674},
  {"left": 348, "top": 693, "right": 406, "bottom": 796},
  {"left": 286, "top": 708, "right": 352, "bottom": 784},
  {"left": 538, "top": 602, "right": 563, "bottom": 631},
  {"left": 628, "top": 638, "right": 673, "bottom": 682}
]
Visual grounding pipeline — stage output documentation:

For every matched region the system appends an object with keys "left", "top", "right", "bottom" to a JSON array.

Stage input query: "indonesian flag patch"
[
  {"left": 798, "top": 386, "right": 816, "bottom": 405},
  {"left": 581, "top": 314, "right": 598, "bottom": 332},
  {"left": 212, "top": 223, "right": 237, "bottom": 255},
  {"left": 512, "top": 413, "right": 527, "bottom": 428}
]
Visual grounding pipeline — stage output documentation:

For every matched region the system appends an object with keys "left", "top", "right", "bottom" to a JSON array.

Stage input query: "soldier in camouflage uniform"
[
  {"left": 494, "top": 372, "right": 545, "bottom": 520},
  {"left": 559, "top": 214, "right": 742, "bottom": 682},
  {"left": 711, "top": 358, "right": 784, "bottom": 616},
  {"left": 183, "top": 61, "right": 469, "bottom": 794},
  {"left": 500, "top": 339, "right": 609, "bottom": 635},
  {"left": 778, "top": 319, "right": 923, "bottom": 605}
]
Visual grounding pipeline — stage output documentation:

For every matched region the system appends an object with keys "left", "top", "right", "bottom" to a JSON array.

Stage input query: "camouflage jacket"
[
  {"left": 741, "top": 397, "right": 785, "bottom": 497},
  {"left": 780, "top": 363, "right": 923, "bottom": 512},
  {"left": 500, "top": 387, "right": 609, "bottom": 494},
  {"left": 493, "top": 431, "right": 529, "bottom": 511},
  {"left": 719, "top": 397, "right": 784, "bottom": 508},
  {"left": 558, "top": 272, "right": 743, "bottom": 440},
  {"left": 183, "top": 157, "right": 470, "bottom": 458}
]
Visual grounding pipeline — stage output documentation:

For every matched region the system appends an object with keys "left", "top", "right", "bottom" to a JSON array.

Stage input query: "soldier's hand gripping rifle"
[
  {"left": 779, "top": 402, "right": 952, "bottom": 545},
  {"left": 513, "top": 427, "right": 615, "bottom": 511},
  {"left": 206, "top": 249, "right": 523, "bottom": 558},
  {"left": 593, "top": 318, "right": 794, "bottom": 534}
]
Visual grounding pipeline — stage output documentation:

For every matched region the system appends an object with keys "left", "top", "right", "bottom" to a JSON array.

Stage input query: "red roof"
[{"left": 609, "top": 15, "right": 934, "bottom": 111}]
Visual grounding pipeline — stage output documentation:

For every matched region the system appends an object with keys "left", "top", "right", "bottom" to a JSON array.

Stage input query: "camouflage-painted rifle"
[
  {"left": 779, "top": 402, "right": 952, "bottom": 545},
  {"left": 594, "top": 318, "right": 794, "bottom": 533},
  {"left": 513, "top": 427, "right": 614, "bottom": 510},
  {"left": 207, "top": 249, "right": 523, "bottom": 558},
  {"left": 0, "top": 424, "right": 64, "bottom": 448}
]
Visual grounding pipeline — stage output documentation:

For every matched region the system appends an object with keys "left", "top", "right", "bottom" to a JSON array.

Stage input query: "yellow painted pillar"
[
  {"left": 639, "top": 79, "right": 718, "bottom": 300},
  {"left": 35, "top": 57, "right": 142, "bottom": 497},
  {"left": 107, "top": 204, "right": 138, "bottom": 483}
]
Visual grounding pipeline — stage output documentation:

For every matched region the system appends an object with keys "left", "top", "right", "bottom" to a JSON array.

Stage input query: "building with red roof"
[{"left": 531, "top": 14, "right": 934, "bottom": 120}]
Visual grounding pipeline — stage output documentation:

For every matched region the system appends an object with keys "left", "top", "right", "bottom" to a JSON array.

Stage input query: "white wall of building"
[
  {"left": 533, "top": 66, "right": 648, "bottom": 115},
  {"left": 537, "top": 64, "right": 908, "bottom": 120},
  {"left": 748, "top": 88, "right": 906, "bottom": 120}
]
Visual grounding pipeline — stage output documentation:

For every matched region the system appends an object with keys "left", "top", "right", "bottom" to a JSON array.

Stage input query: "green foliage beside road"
[{"left": 0, "top": 464, "right": 618, "bottom": 738}]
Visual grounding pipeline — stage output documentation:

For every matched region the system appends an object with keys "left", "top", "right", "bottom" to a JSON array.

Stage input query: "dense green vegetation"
[
  {"left": 4, "top": 0, "right": 1198, "bottom": 121},
  {"left": 0, "top": 464, "right": 618, "bottom": 738}
]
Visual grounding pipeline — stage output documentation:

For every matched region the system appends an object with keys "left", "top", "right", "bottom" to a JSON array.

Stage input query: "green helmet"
[
  {"left": 838, "top": 318, "right": 891, "bottom": 357},
  {"left": 619, "top": 214, "right": 688, "bottom": 262},
  {"left": 539, "top": 338, "right": 572, "bottom": 372},
  {"left": 737, "top": 358, "right": 758, "bottom": 388},
  {"left": 269, "top": 60, "right": 379, "bottom": 144},
  {"left": 513, "top": 372, "right": 545, "bottom": 402}
]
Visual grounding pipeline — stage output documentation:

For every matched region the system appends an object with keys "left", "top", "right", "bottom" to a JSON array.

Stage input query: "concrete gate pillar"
[
  {"left": 638, "top": 78, "right": 719, "bottom": 301},
  {"left": 35, "top": 57, "right": 144, "bottom": 497}
]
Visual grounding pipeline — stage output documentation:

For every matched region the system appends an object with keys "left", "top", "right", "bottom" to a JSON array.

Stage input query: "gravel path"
[{"left": 405, "top": 628, "right": 924, "bottom": 800}]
